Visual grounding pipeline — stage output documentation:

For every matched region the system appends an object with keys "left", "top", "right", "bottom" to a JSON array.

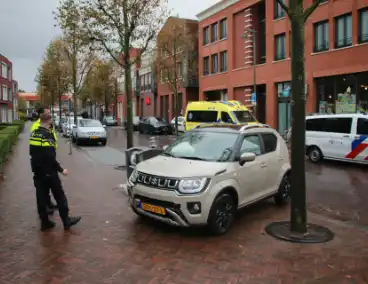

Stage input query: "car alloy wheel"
[
  {"left": 208, "top": 193, "right": 236, "bottom": 235},
  {"left": 274, "top": 174, "right": 290, "bottom": 206},
  {"left": 308, "top": 146, "right": 322, "bottom": 163}
]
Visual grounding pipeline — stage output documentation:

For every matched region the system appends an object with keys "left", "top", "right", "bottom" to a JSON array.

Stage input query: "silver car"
[{"left": 72, "top": 119, "right": 107, "bottom": 146}]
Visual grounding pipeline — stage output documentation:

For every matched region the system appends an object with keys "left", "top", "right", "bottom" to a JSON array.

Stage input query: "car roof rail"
[{"left": 239, "top": 123, "right": 269, "bottom": 131}]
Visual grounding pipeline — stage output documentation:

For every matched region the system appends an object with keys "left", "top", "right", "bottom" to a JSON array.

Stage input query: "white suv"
[{"left": 127, "top": 123, "right": 291, "bottom": 235}]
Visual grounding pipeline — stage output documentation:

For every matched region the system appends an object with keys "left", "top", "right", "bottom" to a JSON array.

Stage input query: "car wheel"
[
  {"left": 207, "top": 193, "right": 237, "bottom": 235},
  {"left": 72, "top": 135, "right": 76, "bottom": 143},
  {"left": 307, "top": 146, "right": 323, "bottom": 163},
  {"left": 138, "top": 126, "right": 143, "bottom": 134},
  {"left": 274, "top": 173, "right": 291, "bottom": 206},
  {"left": 75, "top": 135, "right": 80, "bottom": 146},
  {"left": 101, "top": 139, "right": 107, "bottom": 146}
]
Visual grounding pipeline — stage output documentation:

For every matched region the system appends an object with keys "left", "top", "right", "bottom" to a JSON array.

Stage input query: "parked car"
[
  {"left": 54, "top": 116, "right": 66, "bottom": 132},
  {"left": 288, "top": 113, "right": 368, "bottom": 164},
  {"left": 138, "top": 116, "right": 172, "bottom": 135},
  {"left": 170, "top": 116, "right": 185, "bottom": 132},
  {"left": 123, "top": 116, "right": 140, "bottom": 131},
  {"left": 127, "top": 123, "right": 291, "bottom": 235},
  {"left": 62, "top": 116, "right": 82, "bottom": 137},
  {"left": 72, "top": 119, "right": 107, "bottom": 146},
  {"left": 103, "top": 115, "right": 118, "bottom": 126}
]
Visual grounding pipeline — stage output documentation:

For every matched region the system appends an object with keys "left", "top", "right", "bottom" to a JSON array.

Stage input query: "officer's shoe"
[
  {"left": 64, "top": 216, "right": 81, "bottom": 230},
  {"left": 41, "top": 220, "right": 56, "bottom": 232}
]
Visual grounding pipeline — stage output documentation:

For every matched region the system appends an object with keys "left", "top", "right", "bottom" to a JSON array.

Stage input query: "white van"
[{"left": 302, "top": 114, "right": 368, "bottom": 164}]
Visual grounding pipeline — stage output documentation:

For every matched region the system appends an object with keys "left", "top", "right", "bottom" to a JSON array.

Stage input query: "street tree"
[
  {"left": 17, "top": 97, "right": 27, "bottom": 112},
  {"left": 35, "top": 38, "right": 70, "bottom": 121},
  {"left": 55, "top": 0, "right": 94, "bottom": 123},
  {"left": 155, "top": 17, "right": 197, "bottom": 135},
  {"left": 81, "top": 0, "right": 168, "bottom": 148},
  {"left": 275, "top": 0, "right": 325, "bottom": 234}
]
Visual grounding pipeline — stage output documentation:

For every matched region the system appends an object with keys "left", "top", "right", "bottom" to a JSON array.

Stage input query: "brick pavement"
[{"left": 0, "top": 125, "right": 367, "bottom": 284}]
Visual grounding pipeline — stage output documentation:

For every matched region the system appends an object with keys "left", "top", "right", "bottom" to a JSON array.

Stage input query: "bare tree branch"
[
  {"left": 303, "top": 0, "right": 324, "bottom": 22},
  {"left": 275, "top": 0, "right": 291, "bottom": 18}
]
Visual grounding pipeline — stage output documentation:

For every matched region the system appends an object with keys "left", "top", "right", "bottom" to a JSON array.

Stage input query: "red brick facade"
[
  {"left": 0, "top": 54, "right": 15, "bottom": 122},
  {"left": 198, "top": 0, "right": 368, "bottom": 130}
]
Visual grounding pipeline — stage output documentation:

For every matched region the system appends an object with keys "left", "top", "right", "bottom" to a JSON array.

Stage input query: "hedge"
[{"left": 0, "top": 120, "right": 25, "bottom": 170}]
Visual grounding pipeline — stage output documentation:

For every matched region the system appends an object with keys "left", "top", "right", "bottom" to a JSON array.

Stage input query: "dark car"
[
  {"left": 138, "top": 116, "right": 172, "bottom": 135},
  {"left": 123, "top": 116, "right": 140, "bottom": 131},
  {"left": 103, "top": 115, "right": 118, "bottom": 126}
]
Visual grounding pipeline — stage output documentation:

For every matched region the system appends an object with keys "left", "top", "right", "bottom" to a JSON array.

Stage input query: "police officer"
[
  {"left": 30, "top": 113, "right": 81, "bottom": 231},
  {"left": 30, "top": 107, "right": 58, "bottom": 213}
]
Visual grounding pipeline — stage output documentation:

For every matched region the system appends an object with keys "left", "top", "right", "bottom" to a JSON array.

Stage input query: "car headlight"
[
  {"left": 129, "top": 170, "right": 138, "bottom": 183},
  {"left": 178, "top": 178, "right": 209, "bottom": 194}
]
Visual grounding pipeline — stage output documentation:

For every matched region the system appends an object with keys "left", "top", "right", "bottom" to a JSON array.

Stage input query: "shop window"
[
  {"left": 335, "top": 13, "right": 352, "bottom": 48},
  {"left": 276, "top": 81, "right": 291, "bottom": 134},
  {"left": 357, "top": 72, "right": 368, "bottom": 113},
  {"left": 275, "top": 33, "right": 286, "bottom": 60},
  {"left": 314, "top": 21, "right": 329, "bottom": 52},
  {"left": 357, "top": 118, "right": 368, "bottom": 135},
  {"left": 335, "top": 75, "right": 356, "bottom": 114},
  {"left": 358, "top": 8, "right": 368, "bottom": 43},
  {"left": 316, "top": 77, "right": 335, "bottom": 113}
]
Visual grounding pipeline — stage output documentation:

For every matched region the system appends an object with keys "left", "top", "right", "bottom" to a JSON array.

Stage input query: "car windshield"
[
  {"left": 232, "top": 111, "right": 257, "bottom": 123},
  {"left": 79, "top": 119, "right": 102, "bottom": 127},
  {"left": 163, "top": 131, "right": 238, "bottom": 162}
]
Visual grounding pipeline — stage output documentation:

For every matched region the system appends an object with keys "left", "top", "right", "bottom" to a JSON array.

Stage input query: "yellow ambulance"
[{"left": 184, "top": 100, "right": 258, "bottom": 131}]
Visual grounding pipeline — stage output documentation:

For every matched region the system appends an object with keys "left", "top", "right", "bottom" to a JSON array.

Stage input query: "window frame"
[
  {"left": 261, "top": 133, "right": 278, "bottom": 154},
  {"left": 314, "top": 20, "right": 329, "bottom": 52},
  {"left": 219, "top": 18, "right": 227, "bottom": 39},
  {"left": 334, "top": 13, "right": 352, "bottom": 48},
  {"left": 203, "top": 56, "right": 210, "bottom": 76},
  {"left": 358, "top": 8, "right": 368, "bottom": 44},
  {"left": 274, "top": 33, "right": 286, "bottom": 61},
  {"left": 274, "top": 0, "right": 285, "bottom": 19},
  {"left": 203, "top": 27, "right": 209, "bottom": 45},
  {"left": 220, "top": 51, "right": 228, "bottom": 72},
  {"left": 211, "top": 54, "right": 218, "bottom": 74},
  {"left": 211, "top": 22, "right": 218, "bottom": 42}
]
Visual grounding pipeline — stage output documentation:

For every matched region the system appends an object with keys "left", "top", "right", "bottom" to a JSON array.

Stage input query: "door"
[
  {"left": 236, "top": 134, "right": 268, "bottom": 205},
  {"left": 352, "top": 117, "right": 368, "bottom": 163}
]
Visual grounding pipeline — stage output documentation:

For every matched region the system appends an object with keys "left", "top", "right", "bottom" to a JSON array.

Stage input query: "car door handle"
[{"left": 261, "top": 163, "right": 267, "bottom": 168}]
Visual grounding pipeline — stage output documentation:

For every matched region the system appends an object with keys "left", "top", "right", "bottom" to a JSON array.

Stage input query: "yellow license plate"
[
  {"left": 141, "top": 203, "right": 166, "bottom": 215},
  {"left": 90, "top": 136, "right": 98, "bottom": 139}
]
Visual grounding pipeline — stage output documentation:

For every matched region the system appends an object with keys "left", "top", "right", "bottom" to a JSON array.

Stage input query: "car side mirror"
[
  {"left": 239, "top": 152, "right": 256, "bottom": 165},
  {"left": 72, "top": 125, "right": 77, "bottom": 128},
  {"left": 162, "top": 145, "right": 168, "bottom": 150},
  {"left": 103, "top": 125, "right": 106, "bottom": 128}
]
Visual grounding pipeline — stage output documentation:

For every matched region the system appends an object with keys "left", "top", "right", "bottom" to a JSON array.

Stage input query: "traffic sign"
[{"left": 251, "top": 92, "right": 256, "bottom": 103}]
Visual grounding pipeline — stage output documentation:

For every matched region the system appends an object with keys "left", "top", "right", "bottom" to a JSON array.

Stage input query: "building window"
[
  {"left": 2, "top": 86, "right": 8, "bottom": 101},
  {"left": 211, "top": 54, "right": 218, "bottom": 73},
  {"left": 203, "top": 27, "right": 209, "bottom": 45},
  {"left": 220, "top": 51, "right": 227, "bottom": 72},
  {"left": 359, "top": 8, "right": 368, "bottom": 43},
  {"left": 203, "top": 56, "right": 209, "bottom": 76},
  {"left": 335, "top": 13, "right": 352, "bottom": 48},
  {"left": 9, "top": 88, "right": 12, "bottom": 102},
  {"left": 274, "top": 0, "right": 285, "bottom": 19},
  {"left": 275, "top": 33, "right": 286, "bottom": 60},
  {"left": 314, "top": 21, "right": 329, "bottom": 52},
  {"left": 1, "top": 63, "right": 8, "bottom": 79},
  {"left": 211, "top": 22, "right": 218, "bottom": 42},
  {"left": 219, "top": 18, "right": 227, "bottom": 39}
]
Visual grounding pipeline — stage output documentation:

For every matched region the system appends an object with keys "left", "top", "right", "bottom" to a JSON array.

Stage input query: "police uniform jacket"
[
  {"left": 30, "top": 119, "right": 58, "bottom": 148},
  {"left": 30, "top": 126, "right": 64, "bottom": 175}
]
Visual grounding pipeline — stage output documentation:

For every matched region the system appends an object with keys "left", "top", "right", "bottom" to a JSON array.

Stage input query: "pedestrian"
[
  {"left": 30, "top": 112, "right": 81, "bottom": 231},
  {"left": 30, "top": 106, "right": 58, "bottom": 214}
]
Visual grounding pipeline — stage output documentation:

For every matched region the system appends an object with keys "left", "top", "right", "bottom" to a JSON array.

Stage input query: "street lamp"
[{"left": 243, "top": 28, "right": 257, "bottom": 118}]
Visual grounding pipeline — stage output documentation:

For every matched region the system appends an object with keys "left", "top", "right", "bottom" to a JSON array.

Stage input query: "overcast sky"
[{"left": 0, "top": 0, "right": 219, "bottom": 92}]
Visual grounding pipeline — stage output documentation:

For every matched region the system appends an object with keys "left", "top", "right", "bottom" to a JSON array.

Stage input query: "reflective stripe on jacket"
[{"left": 30, "top": 119, "right": 58, "bottom": 148}]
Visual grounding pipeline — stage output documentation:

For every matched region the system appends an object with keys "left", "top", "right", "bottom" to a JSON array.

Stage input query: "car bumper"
[
  {"left": 127, "top": 181, "right": 209, "bottom": 227},
  {"left": 77, "top": 136, "right": 106, "bottom": 142}
]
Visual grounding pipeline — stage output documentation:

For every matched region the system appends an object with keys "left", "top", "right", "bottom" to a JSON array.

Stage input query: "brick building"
[
  {"left": 0, "top": 54, "right": 16, "bottom": 122},
  {"left": 197, "top": 0, "right": 368, "bottom": 133},
  {"left": 157, "top": 17, "right": 199, "bottom": 121}
]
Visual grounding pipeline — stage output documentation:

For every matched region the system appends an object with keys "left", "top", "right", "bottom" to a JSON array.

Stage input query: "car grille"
[{"left": 136, "top": 171, "right": 179, "bottom": 190}]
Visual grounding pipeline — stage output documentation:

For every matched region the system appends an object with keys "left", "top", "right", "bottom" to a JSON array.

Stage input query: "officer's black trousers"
[{"left": 33, "top": 173, "right": 69, "bottom": 223}]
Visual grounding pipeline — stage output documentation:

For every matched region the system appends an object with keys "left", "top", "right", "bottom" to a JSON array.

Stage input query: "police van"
[
  {"left": 184, "top": 100, "right": 257, "bottom": 131},
  {"left": 300, "top": 113, "right": 368, "bottom": 164}
]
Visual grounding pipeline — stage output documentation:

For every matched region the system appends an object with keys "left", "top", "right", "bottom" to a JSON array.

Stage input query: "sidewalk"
[{"left": 0, "top": 125, "right": 367, "bottom": 284}]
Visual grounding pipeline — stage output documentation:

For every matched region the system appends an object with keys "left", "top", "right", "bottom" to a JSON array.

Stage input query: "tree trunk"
[
  {"left": 58, "top": 93, "right": 62, "bottom": 127},
  {"left": 124, "top": 61, "right": 134, "bottom": 148},
  {"left": 289, "top": 6, "right": 307, "bottom": 234},
  {"left": 173, "top": 49, "right": 178, "bottom": 136}
]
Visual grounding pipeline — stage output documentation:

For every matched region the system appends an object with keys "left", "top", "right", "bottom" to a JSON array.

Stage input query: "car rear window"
[{"left": 186, "top": 111, "right": 218, "bottom": 123}]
